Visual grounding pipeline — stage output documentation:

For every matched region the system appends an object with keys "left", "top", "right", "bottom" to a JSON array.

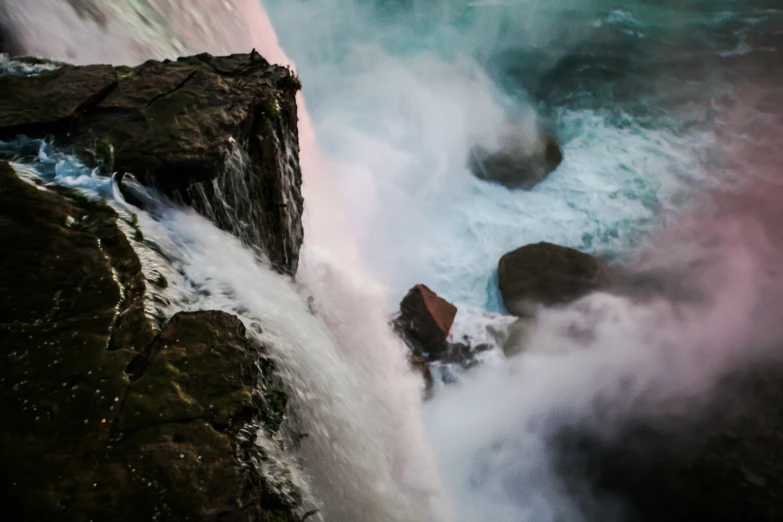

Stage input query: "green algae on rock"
[{"left": 0, "top": 161, "right": 302, "bottom": 521}]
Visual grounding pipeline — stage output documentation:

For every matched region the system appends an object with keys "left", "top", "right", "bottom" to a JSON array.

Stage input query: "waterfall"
[
  {"left": 0, "top": 1, "right": 451, "bottom": 520},
  {"left": 4, "top": 1, "right": 783, "bottom": 521},
  {"left": 126, "top": 174, "right": 449, "bottom": 522}
]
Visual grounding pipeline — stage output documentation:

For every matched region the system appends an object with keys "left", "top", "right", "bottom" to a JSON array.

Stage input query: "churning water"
[{"left": 1, "top": 0, "right": 783, "bottom": 521}]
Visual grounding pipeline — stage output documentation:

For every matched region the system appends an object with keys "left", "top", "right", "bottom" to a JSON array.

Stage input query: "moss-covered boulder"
[
  {"left": 0, "top": 161, "right": 301, "bottom": 521},
  {"left": 0, "top": 51, "right": 304, "bottom": 275}
]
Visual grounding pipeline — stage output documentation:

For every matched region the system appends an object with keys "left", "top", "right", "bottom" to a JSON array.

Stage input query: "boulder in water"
[
  {"left": 469, "top": 133, "right": 563, "bottom": 190},
  {"left": 498, "top": 242, "right": 617, "bottom": 316},
  {"left": 394, "top": 284, "right": 457, "bottom": 358},
  {"left": 0, "top": 161, "right": 302, "bottom": 521},
  {"left": 0, "top": 51, "right": 304, "bottom": 275}
]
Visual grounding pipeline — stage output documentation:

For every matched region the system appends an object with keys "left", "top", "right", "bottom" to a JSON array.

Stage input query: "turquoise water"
[{"left": 264, "top": 0, "right": 781, "bottom": 313}]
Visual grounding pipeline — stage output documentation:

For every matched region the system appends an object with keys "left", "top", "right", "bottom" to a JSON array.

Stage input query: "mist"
[
  {"left": 427, "top": 170, "right": 783, "bottom": 520},
  {"left": 2, "top": 1, "right": 783, "bottom": 521}
]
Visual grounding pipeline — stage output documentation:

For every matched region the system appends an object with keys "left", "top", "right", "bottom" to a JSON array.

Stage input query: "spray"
[{"left": 0, "top": 0, "right": 451, "bottom": 520}]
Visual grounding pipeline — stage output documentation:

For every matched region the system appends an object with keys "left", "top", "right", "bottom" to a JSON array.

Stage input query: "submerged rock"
[
  {"left": 394, "top": 284, "right": 458, "bottom": 358},
  {"left": 0, "top": 51, "right": 304, "bottom": 275},
  {"left": 500, "top": 317, "right": 536, "bottom": 357},
  {"left": 469, "top": 133, "right": 563, "bottom": 190},
  {"left": 0, "top": 161, "right": 302, "bottom": 521},
  {"left": 498, "top": 242, "right": 617, "bottom": 316}
]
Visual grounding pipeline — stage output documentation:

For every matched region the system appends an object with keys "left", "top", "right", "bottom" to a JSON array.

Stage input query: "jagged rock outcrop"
[
  {"left": 391, "top": 285, "right": 504, "bottom": 392},
  {"left": 394, "top": 284, "right": 458, "bottom": 358},
  {"left": 391, "top": 285, "right": 457, "bottom": 393},
  {"left": 0, "top": 161, "right": 301, "bottom": 521},
  {"left": 498, "top": 242, "right": 617, "bottom": 316},
  {"left": 0, "top": 51, "right": 304, "bottom": 275},
  {"left": 469, "top": 134, "right": 562, "bottom": 190}
]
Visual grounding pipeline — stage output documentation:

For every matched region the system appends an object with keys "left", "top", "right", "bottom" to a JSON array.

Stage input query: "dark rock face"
[
  {"left": 394, "top": 284, "right": 458, "bottom": 358},
  {"left": 0, "top": 23, "right": 19, "bottom": 55},
  {"left": 0, "top": 162, "right": 300, "bottom": 521},
  {"left": 0, "top": 51, "right": 304, "bottom": 275},
  {"left": 498, "top": 242, "right": 616, "bottom": 316},
  {"left": 469, "top": 135, "right": 562, "bottom": 190},
  {"left": 554, "top": 368, "right": 783, "bottom": 522}
]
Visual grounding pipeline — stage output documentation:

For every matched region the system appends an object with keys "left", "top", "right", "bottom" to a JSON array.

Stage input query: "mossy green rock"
[
  {"left": 0, "top": 51, "right": 304, "bottom": 276},
  {"left": 0, "top": 162, "right": 300, "bottom": 521}
]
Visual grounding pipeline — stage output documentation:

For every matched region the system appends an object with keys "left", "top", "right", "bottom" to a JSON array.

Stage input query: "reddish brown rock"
[{"left": 394, "top": 284, "right": 457, "bottom": 357}]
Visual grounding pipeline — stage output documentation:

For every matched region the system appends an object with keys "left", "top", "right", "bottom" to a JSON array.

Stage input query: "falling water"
[
  {"left": 2, "top": 1, "right": 783, "bottom": 521},
  {"left": 0, "top": 0, "right": 451, "bottom": 520},
  {"left": 1, "top": 137, "right": 450, "bottom": 521}
]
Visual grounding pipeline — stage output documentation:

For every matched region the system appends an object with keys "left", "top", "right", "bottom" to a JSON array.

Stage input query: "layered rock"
[
  {"left": 0, "top": 51, "right": 304, "bottom": 275},
  {"left": 0, "top": 161, "right": 301, "bottom": 521},
  {"left": 469, "top": 133, "right": 563, "bottom": 190},
  {"left": 498, "top": 242, "right": 617, "bottom": 316}
]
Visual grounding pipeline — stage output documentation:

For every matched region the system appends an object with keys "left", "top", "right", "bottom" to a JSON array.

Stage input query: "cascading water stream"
[
  {"left": 2, "top": 1, "right": 783, "bottom": 521},
  {"left": 0, "top": 140, "right": 450, "bottom": 521},
  {"left": 0, "top": 1, "right": 452, "bottom": 519}
]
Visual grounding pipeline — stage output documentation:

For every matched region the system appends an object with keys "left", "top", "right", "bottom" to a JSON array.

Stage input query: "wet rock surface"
[
  {"left": 394, "top": 284, "right": 458, "bottom": 358},
  {"left": 0, "top": 51, "right": 304, "bottom": 275},
  {"left": 469, "top": 134, "right": 563, "bottom": 190},
  {"left": 393, "top": 285, "right": 502, "bottom": 392},
  {"left": 0, "top": 161, "right": 301, "bottom": 521},
  {"left": 392, "top": 285, "right": 458, "bottom": 393},
  {"left": 498, "top": 241, "right": 618, "bottom": 316}
]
